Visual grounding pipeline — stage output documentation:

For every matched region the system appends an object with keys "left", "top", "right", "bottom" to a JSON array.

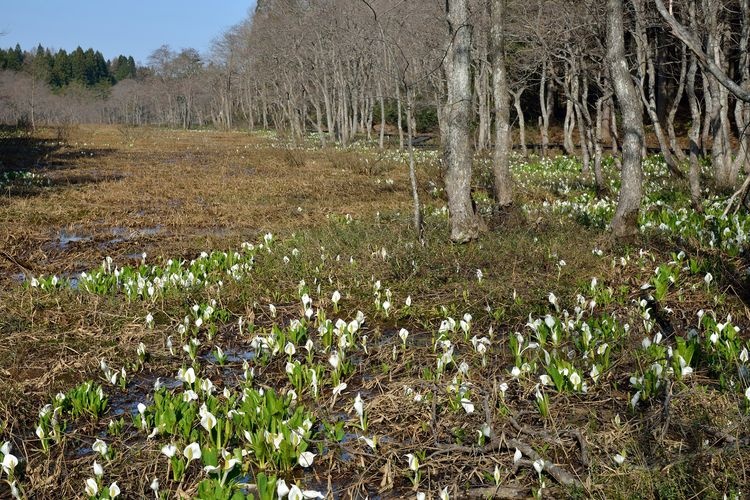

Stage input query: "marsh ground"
[{"left": 0, "top": 125, "right": 748, "bottom": 499}]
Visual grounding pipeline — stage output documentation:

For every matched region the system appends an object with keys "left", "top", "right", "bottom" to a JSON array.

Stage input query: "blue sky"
[{"left": 1, "top": 1, "right": 255, "bottom": 64}]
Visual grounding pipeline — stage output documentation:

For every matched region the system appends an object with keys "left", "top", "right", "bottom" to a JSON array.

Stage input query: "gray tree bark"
[
  {"left": 608, "top": 0, "right": 644, "bottom": 238},
  {"left": 491, "top": 0, "right": 513, "bottom": 208},
  {"left": 687, "top": 51, "right": 702, "bottom": 207},
  {"left": 511, "top": 87, "right": 528, "bottom": 158},
  {"left": 444, "top": 0, "right": 480, "bottom": 242},
  {"left": 406, "top": 86, "right": 424, "bottom": 238},
  {"left": 734, "top": 0, "right": 750, "bottom": 175}
]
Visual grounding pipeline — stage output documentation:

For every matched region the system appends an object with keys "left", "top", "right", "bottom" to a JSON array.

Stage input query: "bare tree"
[{"left": 653, "top": 0, "right": 750, "bottom": 102}]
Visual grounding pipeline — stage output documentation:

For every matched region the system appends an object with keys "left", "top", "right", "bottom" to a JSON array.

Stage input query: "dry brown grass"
[{"left": 0, "top": 125, "right": 413, "bottom": 280}]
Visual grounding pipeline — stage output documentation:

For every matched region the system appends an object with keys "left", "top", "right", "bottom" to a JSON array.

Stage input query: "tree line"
[{"left": 0, "top": 44, "right": 138, "bottom": 89}]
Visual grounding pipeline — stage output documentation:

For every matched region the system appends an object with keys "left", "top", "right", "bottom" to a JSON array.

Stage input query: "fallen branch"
[
  {"left": 428, "top": 435, "right": 582, "bottom": 489},
  {"left": 506, "top": 437, "right": 581, "bottom": 488},
  {"left": 464, "top": 484, "right": 527, "bottom": 498}
]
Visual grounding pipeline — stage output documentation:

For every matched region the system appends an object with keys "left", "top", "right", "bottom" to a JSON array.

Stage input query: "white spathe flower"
[
  {"left": 298, "top": 451, "right": 316, "bottom": 468},
  {"left": 161, "top": 444, "right": 177, "bottom": 458},
  {"left": 285, "top": 342, "right": 296, "bottom": 357},
  {"left": 353, "top": 393, "right": 364, "bottom": 418},
  {"left": 200, "top": 378, "right": 214, "bottom": 394},
  {"left": 276, "top": 479, "right": 290, "bottom": 498},
  {"left": 329, "top": 352, "right": 340, "bottom": 370},
  {"left": 460, "top": 398, "right": 475, "bottom": 414},
  {"left": 544, "top": 315, "right": 555, "bottom": 330},
  {"left": 590, "top": 365, "right": 601, "bottom": 383},
  {"left": 513, "top": 448, "right": 522, "bottom": 463},
  {"left": 511, "top": 366, "right": 521, "bottom": 378},
  {"left": 332, "top": 382, "right": 347, "bottom": 397},
  {"left": 533, "top": 458, "right": 545, "bottom": 474},
  {"left": 288, "top": 485, "right": 304, "bottom": 500},
  {"left": 745, "top": 386, "right": 750, "bottom": 401},
  {"left": 183, "top": 442, "right": 202, "bottom": 463},
  {"left": 493, "top": 464, "right": 501, "bottom": 483},
  {"left": 439, "top": 487, "right": 450, "bottom": 500},
  {"left": 92, "top": 439, "right": 108, "bottom": 457},
  {"left": 416, "top": 493, "right": 426, "bottom": 500},
  {"left": 109, "top": 482, "right": 121, "bottom": 498},
  {"left": 332, "top": 290, "right": 341, "bottom": 304},
  {"left": 84, "top": 477, "right": 98, "bottom": 496},
  {"left": 183, "top": 367, "right": 196, "bottom": 384},
  {"left": 9, "top": 481, "right": 19, "bottom": 500},
  {"left": 569, "top": 371, "right": 582, "bottom": 389},
  {"left": 740, "top": 347, "right": 749, "bottom": 363},
  {"left": 150, "top": 478, "right": 159, "bottom": 495},
  {"left": 406, "top": 453, "right": 419, "bottom": 471},
  {"left": 613, "top": 453, "right": 626, "bottom": 465},
  {"left": 704, "top": 273, "right": 713, "bottom": 285},
  {"left": 405, "top": 295, "right": 412, "bottom": 307},
  {"left": 93, "top": 460, "right": 104, "bottom": 477},
  {"left": 200, "top": 409, "right": 217, "bottom": 432},
  {"left": 183, "top": 389, "right": 198, "bottom": 402},
  {"left": 2, "top": 453, "right": 18, "bottom": 474},
  {"left": 359, "top": 436, "right": 377, "bottom": 450},
  {"left": 399, "top": 328, "right": 409, "bottom": 344},
  {"left": 548, "top": 292, "right": 559, "bottom": 311}
]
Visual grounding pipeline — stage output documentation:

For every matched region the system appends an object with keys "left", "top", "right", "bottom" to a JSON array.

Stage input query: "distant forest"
[{"left": 0, "top": 44, "right": 138, "bottom": 89}]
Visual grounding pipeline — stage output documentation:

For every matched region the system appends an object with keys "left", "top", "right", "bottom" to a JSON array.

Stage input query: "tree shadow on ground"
[{"left": 0, "top": 126, "right": 121, "bottom": 196}]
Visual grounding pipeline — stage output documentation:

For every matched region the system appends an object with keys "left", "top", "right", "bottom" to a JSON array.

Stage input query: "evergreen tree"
[
  {"left": 6, "top": 44, "right": 24, "bottom": 70},
  {"left": 70, "top": 46, "right": 86, "bottom": 84},
  {"left": 50, "top": 49, "right": 72, "bottom": 88}
]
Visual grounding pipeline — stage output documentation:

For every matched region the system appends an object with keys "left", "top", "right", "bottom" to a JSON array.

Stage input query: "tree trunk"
[
  {"left": 378, "top": 81, "right": 386, "bottom": 149},
  {"left": 511, "top": 87, "right": 527, "bottom": 158},
  {"left": 476, "top": 56, "right": 490, "bottom": 151},
  {"left": 667, "top": 45, "right": 688, "bottom": 163},
  {"left": 491, "top": 0, "right": 513, "bottom": 208},
  {"left": 734, "top": 0, "right": 750, "bottom": 175},
  {"left": 314, "top": 99, "right": 326, "bottom": 148},
  {"left": 608, "top": 0, "right": 644, "bottom": 238},
  {"left": 632, "top": 0, "right": 681, "bottom": 175},
  {"left": 539, "top": 61, "right": 551, "bottom": 158},
  {"left": 687, "top": 50, "right": 702, "bottom": 207},
  {"left": 444, "top": 0, "right": 480, "bottom": 242},
  {"left": 564, "top": 67, "right": 576, "bottom": 155},
  {"left": 704, "top": 0, "right": 733, "bottom": 190},
  {"left": 396, "top": 82, "right": 404, "bottom": 150},
  {"left": 594, "top": 94, "right": 606, "bottom": 192},
  {"left": 573, "top": 71, "right": 591, "bottom": 174},
  {"left": 406, "top": 86, "right": 423, "bottom": 238},
  {"left": 610, "top": 98, "right": 620, "bottom": 161}
]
